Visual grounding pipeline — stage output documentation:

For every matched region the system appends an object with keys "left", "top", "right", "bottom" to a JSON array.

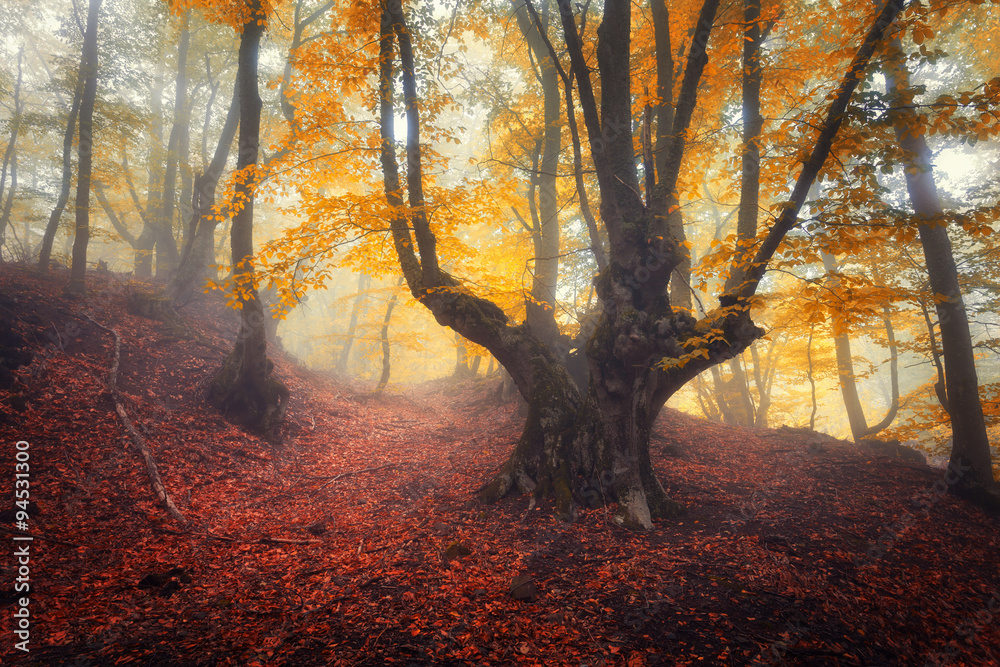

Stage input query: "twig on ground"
[
  {"left": 85, "top": 314, "right": 186, "bottom": 525},
  {"left": 315, "top": 463, "right": 397, "bottom": 491},
  {"left": 152, "top": 526, "right": 321, "bottom": 545},
  {"left": 0, "top": 526, "right": 84, "bottom": 548}
]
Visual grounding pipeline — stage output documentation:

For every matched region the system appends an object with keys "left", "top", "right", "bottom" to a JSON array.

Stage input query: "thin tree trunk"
[
  {"left": 884, "top": 38, "right": 993, "bottom": 486},
  {"left": 94, "top": 182, "right": 137, "bottom": 247},
  {"left": 131, "top": 53, "right": 168, "bottom": 278},
  {"left": 822, "top": 252, "right": 869, "bottom": 440},
  {"left": 66, "top": 0, "right": 102, "bottom": 295},
  {"left": 727, "top": 356, "right": 756, "bottom": 426},
  {"left": 0, "top": 153, "right": 16, "bottom": 255},
  {"left": 374, "top": 278, "right": 403, "bottom": 395},
  {"left": 807, "top": 324, "right": 818, "bottom": 430},
  {"left": 153, "top": 10, "right": 190, "bottom": 278},
  {"left": 749, "top": 340, "right": 775, "bottom": 428},
  {"left": 919, "top": 300, "right": 950, "bottom": 413},
  {"left": 38, "top": 50, "right": 86, "bottom": 270},
  {"left": 454, "top": 332, "right": 471, "bottom": 378},
  {"left": 0, "top": 48, "right": 24, "bottom": 249},
  {"left": 723, "top": 0, "right": 763, "bottom": 297},
  {"left": 337, "top": 272, "right": 370, "bottom": 375},
  {"left": 167, "top": 77, "right": 240, "bottom": 304},
  {"left": 861, "top": 306, "right": 900, "bottom": 437},
  {"left": 207, "top": 0, "right": 288, "bottom": 442},
  {"left": 120, "top": 148, "right": 156, "bottom": 277},
  {"left": 650, "top": 0, "right": 692, "bottom": 310},
  {"left": 513, "top": 0, "right": 561, "bottom": 347},
  {"left": 709, "top": 363, "right": 736, "bottom": 424}
]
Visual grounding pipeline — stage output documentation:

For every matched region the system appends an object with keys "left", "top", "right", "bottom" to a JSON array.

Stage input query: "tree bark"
[
  {"left": 337, "top": 272, "right": 370, "bottom": 375},
  {"left": 515, "top": 0, "right": 562, "bottom": 348},
  {"left": 94, "top": 182, "right": 137, "bottom": 247},
  {"left": 650, "top": 0, "right": 691, "bottom": 310},
  {"left": 38, "top": 45, "right": 86, "bottom": 270},
  {"left": 749, "top": 341, "right": 775, "bottom": 428},
  {"left": 207, "top": 0, "right": 288, "bottom": 442},
  {"left": 66, "top": 0, "right": 102, "bottom": 295},
  {"left": 822, "top": 252, "right": 869, "bottom": 440},
  {"left": 167, "top": 77, "right": 240, "bottom": 304},
  {"left": 884, "top": 37, "right": 994, "bottom": 486},
  {"left": 723, "top": 0, "right": 764, "bottom": 297},
  {"left": 374, "top": 278, "right": 403, "bottom": 395},
  {"left": 153, "top": 10, "right": 190, "bottom": 278},
  {"left": 807, "top": 324, "right": 818, "bottom": 430},
  {"left": 378, "top": 0, "right": 905, "bottom": 528},
  {"left": 129, "top": 53, "right": 170, "bottom": 279},
  {"left": 860, "top": 306, "right": 899, "bottom": 437},
  {"left": 0, "top": 48, "right": 24, "bottom": 250}
]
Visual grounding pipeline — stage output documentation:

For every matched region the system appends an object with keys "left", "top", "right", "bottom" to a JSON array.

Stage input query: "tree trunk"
[
  {"left": 66, "top": 0, "right": 102, "bottom": 295},
  {"left": 454, "top": 332, "right": 472, "bottom": 378},
  {"left": 133, "top": 54, "right": 169, "bottom": 279},
  {"left": 374, "top": 278, "right": 402, "bottom": 395},
  {"left": 860, "top": 306, "right": 900, "bottom": 437},
  {"left": 38, "top": 46, "right": 86, "bottom": 270},
  {"left": 727, "top": 357, "right": 756, "bottom": 427},
  {"left": 0, "top": 48, "right": 23, "bottom": 250},
  {"left": 167, "top": 77, "right": 240, "bottom": 304},
  {"left": 337, "top": 272, "right": 370, "bottom": 375},
  {"left": 709, "top": 363, "right": 735, "bottom": 424},
  {"left": 514, "top": 0, "right": 562, "bottom": 348},
  {"left": 119, "top": 148, "right": 155, "bottom": 277},
  {"left": 378, "top": 0, "right": 904, "bottom": 528},
  {"left": 822, "top": 252, "right": 869, "bottom": 440},
  {"left": 749, "top": 340, "right": 776, "bottom": 428},
  {"left": 884, "top": 38, "right": 994, "bottom": 487},
  {"left": 807, "top": 324, "right": 818, "bottom": 430},
  {"left": 94, "top": 182, "right": 137, "bottom": 247},
  {"left": 153, "top": 10, "right": 190, "bottom": 278},
  {"left": 207, "top": 0, "right": 288, "bottom": 443},
  {"left": 0, "top": 152, "right": 16, "bottom": 255},
  {"left": 723, "top": 0, "right": 764, "bottom": 298}
]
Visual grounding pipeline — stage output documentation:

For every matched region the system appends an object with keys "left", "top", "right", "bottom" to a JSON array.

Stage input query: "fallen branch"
[
  {"left": 86, "top": 315, "right": 186, "bottom": 526},
  {"left": 0, "top": 526, "right": 84, "bottom": 548},
  {"left": 153, "top": 526, "right": 321, "bottom": 545},
  {"left": 315, "top": 463, "right": 396, "bottom": 491},
  {"left": 260, "top": 536, "right": 323, "bottom": 546}
]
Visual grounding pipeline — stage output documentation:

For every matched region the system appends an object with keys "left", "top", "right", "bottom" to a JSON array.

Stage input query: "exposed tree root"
[
  {"left": 86, "top": 315, "right": 186, "bottom": 525},
  {"left": 207, "top": 340, "right": 289, "bottom": 444}
]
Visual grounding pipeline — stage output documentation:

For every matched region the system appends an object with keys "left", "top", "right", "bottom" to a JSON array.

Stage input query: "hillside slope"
[{"left": 1, "top": 265, "right": 998, "bottom": 666}]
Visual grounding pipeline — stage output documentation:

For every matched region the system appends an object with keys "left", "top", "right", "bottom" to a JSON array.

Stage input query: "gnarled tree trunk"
[{"left": 377, "top": 0, "right": 904, "bottom": 528}]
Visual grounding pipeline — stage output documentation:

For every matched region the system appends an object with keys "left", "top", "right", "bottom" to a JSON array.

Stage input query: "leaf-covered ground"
[{"left": 1, "top": 264, "right": 998, "bottom": 666}]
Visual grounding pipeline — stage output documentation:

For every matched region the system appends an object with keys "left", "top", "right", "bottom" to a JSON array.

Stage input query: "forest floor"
[{"left": 1, "top": 263, "right": 998, "bottom": 667}]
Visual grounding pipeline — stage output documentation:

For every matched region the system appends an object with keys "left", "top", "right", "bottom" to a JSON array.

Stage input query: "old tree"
[
  {"left": 243, "top": 0, "right": 996, "bottom": 528},
  {"left": 370, "top": 0, "right": 905, "bottom": 529}
]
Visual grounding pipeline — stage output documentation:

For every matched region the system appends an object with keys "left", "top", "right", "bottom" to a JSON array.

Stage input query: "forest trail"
[{"left": 1, "top": 264, "right": 999, "bottom": 666}]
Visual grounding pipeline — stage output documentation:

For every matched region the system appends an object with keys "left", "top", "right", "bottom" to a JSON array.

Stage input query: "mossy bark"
[{"left": 478, "top": 305, "right": 695, "bottom": 529}]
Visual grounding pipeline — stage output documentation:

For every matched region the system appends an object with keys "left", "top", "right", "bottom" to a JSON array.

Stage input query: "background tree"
[
  {"left": 66, "top": 0, "right": 102, "bottom": 294},
  {"left": 203, "top": 0, "right": 289, "bottom": 441},
  {"left": 883, "top": 32, "right": 994, "bottom": 488},
  {"left": 0, "top": 48, "right": 24, "bottom": 249}
]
